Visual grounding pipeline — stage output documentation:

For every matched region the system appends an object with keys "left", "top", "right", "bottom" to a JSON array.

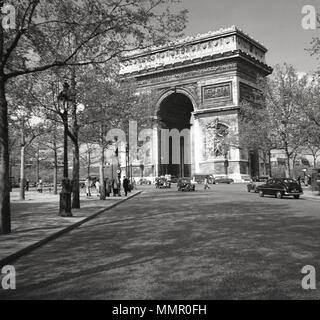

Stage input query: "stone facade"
[{"left": 120, "top": 26, "right": 272, "bottom": 181}]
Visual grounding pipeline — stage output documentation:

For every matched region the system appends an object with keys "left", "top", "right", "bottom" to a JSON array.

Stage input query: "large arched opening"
[{"left": 157, "top": 92, "right": 194, "bottom": 178}]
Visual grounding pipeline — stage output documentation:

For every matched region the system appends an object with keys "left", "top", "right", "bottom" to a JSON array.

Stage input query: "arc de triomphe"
[{"left": 120, "top": 26, "right": 272, "bottom": 181}]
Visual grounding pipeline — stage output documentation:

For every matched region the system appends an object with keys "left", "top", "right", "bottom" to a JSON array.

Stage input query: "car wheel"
[
  {"left": 276, "top": 191, "right": 283, "bottom": 199},
  {"left": 259, "top": 190, "right": 264, "bottom": 197},
  {"left": 294, "top": 195, "right": 300, "bottom": 199}
]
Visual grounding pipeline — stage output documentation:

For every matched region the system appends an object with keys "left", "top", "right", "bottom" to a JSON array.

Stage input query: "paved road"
[{"left": 1, "top": 184, "right": 320, "bottom": 300}]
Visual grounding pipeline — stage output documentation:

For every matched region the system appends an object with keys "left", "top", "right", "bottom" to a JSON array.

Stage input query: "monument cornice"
[
  {"left": 120, "top": 26, "right": 272, "bottom": 76},
  {"left": 193, "top": 105, "right": 240, "bottom": 116},
  {"left": 122, "top": 51, "right": 272, "bottom": 86}
]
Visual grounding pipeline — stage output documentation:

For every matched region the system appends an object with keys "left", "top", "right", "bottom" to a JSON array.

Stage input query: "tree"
[
  {"left": 240, "top": 64, "right": 308, "bottom": 178},
  {"left": 7, "top": 75, "right": 49, "bottom": 200},
  {"left": 80, "top": 64, "right": 154, "bottom": 199},
  {"left": 297, "top": 76, "right": 320, "bottom": 167},
  {"left": 10, "top": 111, "right": 46, "bottom": 200},
  {"left": 37, "top": 126, "right": 63, "bottom": 195},
  {"left": 0, "top": 0, "right": 188, "bottom": 233},
  {"left": 79, "top": 142, "right": 99, "bottom": 178},
  {"left": 239, "top": 101, "right": 276, "bottom": 176}
]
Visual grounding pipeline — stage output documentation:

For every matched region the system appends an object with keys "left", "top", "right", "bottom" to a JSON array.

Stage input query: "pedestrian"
[
  {"left": 38, "top": 178, "right": 43, "bottom": 193},
  {"left": 204, "top": 176, "right": 210, "bottom": 190},
  {"left": 112, "top": 179, "right": 118, "bottom": 196},
  {"left": 85, "top": 177, "right": 91, "bottom": 197},
  {"left": 25, "top": 179, "right": 29, "bottom": 191},
  {"left": 304, "top": 175, "right": 309, "bottom": 186},
  {"left": 132, "top": 178, "right": 136, "bottom": 190},
  {"left": 95, "top": 179, "right": 100, "bottom": 196},
  {"left": 123, "top": 176, "right": 130, "bottom": 196},
  {"left": 117, "top": 177, "right": 121, "bottom": 196},
  {"left": 105, "top": 178, "right": 111, "bottom": 197},
  {"left": 297, "top": 175, "right": 301, "bottom": 186}
]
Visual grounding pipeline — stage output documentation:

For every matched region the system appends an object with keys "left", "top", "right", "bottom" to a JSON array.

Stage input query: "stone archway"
[
  {"left": 120, "top": 27, "right": 273, "bottom": 181},
  {"left": 157, "top": 92, "right": 194, "bottom": 178}
]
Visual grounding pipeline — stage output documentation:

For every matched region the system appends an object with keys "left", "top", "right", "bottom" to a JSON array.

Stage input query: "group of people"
[
  {"left": 297, "top": 175, "right": 312, "bottom": 187},
  {"left": 84, "top": 176, "right": 136, "bottom": 197},
  {"left": 23, "top": 178, "right": 43, "bottom": 193}
]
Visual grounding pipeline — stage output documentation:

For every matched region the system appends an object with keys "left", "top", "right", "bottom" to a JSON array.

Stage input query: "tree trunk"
[
  {"left": 262, "top": 153, "right": 267, "bottom": 176},
  {"left": 36, "top": 156, "right": 40, "bottom": 183},
  {"left": 99, "top": 145, "right": 106, "bottom": 200},
  {"left": 87, "top": 146, "right": 91, "bottom": 177},
  {"left": 0, "top": 76, "right": 11, "bottom": 234},
  {"left": 70, "top": 68, "right": 80, "bottom": 209},
  {"left": 72, "top": 142, "right": 80, "bottom": 208},
  {"left": 53, "top": 148, "right": 58, "bottom": 195},
  {"left": 20, "top": 145, "right": 25, "bottom": 201},
  {"left": 285, "top": 151, "right": 291, "bottom": 178},
  {"left": 268, "top": 151, "right": 272, "bottom": 177},
  {"left": 63, "top": 117, "right": 68, "bottom": 179},
  {"left": 36, "top": 143, "right": 40, "bottom": 182}
]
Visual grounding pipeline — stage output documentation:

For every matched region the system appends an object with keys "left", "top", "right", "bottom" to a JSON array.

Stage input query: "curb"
[
  {"left": 303, "top": 195, "right": 320, "bottom": 201},
  {"left": 0, "top": 191, "right": 142, "bottom": 267}
]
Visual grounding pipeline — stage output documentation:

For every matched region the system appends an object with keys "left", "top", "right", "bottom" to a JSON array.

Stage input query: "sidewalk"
[
  {"left": 302, "top": 187, "right": 320, "bottom": 201},
  {"left": 0, "top": 189, "right": 141, "bottom": 266}
]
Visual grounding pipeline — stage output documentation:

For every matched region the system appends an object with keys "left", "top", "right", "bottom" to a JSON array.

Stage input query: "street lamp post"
[{"left": 57, "top": 81, "right": 72, "bottom": 217}]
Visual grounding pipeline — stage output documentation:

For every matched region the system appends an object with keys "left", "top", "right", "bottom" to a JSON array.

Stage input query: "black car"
[
  {"left": 177, "top": 178, "right": 195, "bottom": 191},
  {"left": 155, "top": 177, "right": 171, "bottom": 188},
  {"left": 257, "top": 178, "right": 303, "bottom": 199},
  {"left": 138, "top": 178, "right": 151, "bottom": 185},
  {"left": 214, "top": 176, "right": 234, "bottom": 184},
  {"left": 193, "top": 174, "right": 216, "bottom": 184}
]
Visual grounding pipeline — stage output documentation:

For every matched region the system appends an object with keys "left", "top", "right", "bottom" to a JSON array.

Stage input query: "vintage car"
[
  {"left": 177, "top": 178, "right": 196, "bottom": 191},
  {"left": 257, "top": 178, "right": 303, "bottom": 199},
  {"left": 214, "top": 176, "right": 234, "bottom": 184},
  {"left": 138, "top": 178, "right": 151, "bottom": 185},
  {"left": 155, "top": 177, "right": 171, "bottom": 189},
  {"left": 247, "top": 176, "right": 270, "bottom": 193},
  {"left": 193, "top": 174, "right": 216, "bottom": 184}
]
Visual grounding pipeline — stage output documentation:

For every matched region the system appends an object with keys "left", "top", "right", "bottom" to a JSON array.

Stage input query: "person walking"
[
  {"left": 132, "top": 178, "right": 136, "bottom": 190},
  {"left": 123, "top": 176, "right": 130, "bottom": 196},
  {"left": 95, "top": 179, "right": 100, "bottom": 197},
  {"left": 105, "top": 178, "right": 111, "bottom": 197},
  {"left": 112, "top": 179, "right": 118, "bottom": 197},
  {"left": 204, "top": 176, "right": 210, "bottom": 190},
  {"left": 297, "top": 175, "right": 301, "bottom": 186},
  {"left": 85, "top": 177, "right": 91, "bottom": 197},
  {"left": 38, "top": 178, "right": 43, "bottom": 193},
  {"left": 25, "top": 179, "right": 29, "bottom": 192}
]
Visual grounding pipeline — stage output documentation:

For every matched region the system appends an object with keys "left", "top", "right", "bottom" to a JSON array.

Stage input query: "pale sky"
[{"left": 173, "top": 0, "right": 319, "bottom": 73}]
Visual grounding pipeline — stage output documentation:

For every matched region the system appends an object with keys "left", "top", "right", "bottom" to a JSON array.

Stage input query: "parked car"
[
  {"left": 177, "top": 178, "right": 196, "bottom": 191},
  {"left": 193, "top": 174, "right": 216, "bottom": 184},
  {"left": 138, "top": 178, "right": 151, "bottom": 185},
  {"left": 214, "top": 176, "right": 234, "bottom": 184},
  {"left": 247, "top": 176, "right": 270, "bottom": 193},
  {"left": 155, "top": 177, "right": 171, "bottom": 188},
  {"left": 257, "top": 178, "right": 303, "bottom": 199}
]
